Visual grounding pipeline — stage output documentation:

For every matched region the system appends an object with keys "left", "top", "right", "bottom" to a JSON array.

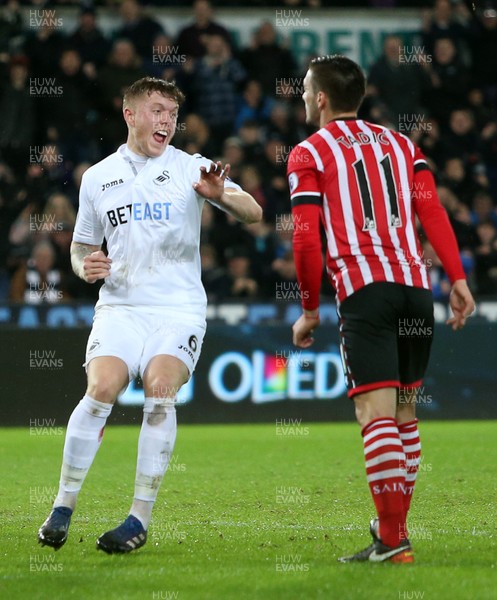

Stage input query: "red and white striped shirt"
[{"left": 288, "top": 118, "right": 465, "bottom": 307}]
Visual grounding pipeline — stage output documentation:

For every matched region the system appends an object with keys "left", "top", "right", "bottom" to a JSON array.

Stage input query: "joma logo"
[{"left": 101, "top": 179, "right": 124, "bottom": 192}]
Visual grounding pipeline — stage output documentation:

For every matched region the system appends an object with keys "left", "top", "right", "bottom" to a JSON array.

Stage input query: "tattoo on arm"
[{"left": 70, "top": 242, "right": 100, "bottom": 280}]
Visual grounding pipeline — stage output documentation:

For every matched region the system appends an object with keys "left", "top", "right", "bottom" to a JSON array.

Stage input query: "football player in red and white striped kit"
[{"left": 288, "top": 55, "right": 475, "bottom": 563}]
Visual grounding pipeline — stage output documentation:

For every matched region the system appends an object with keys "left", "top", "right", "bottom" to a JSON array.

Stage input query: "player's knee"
[
  {"left": 86, "top": 378, "right": 122, "bottom": 404},
  {"left": 354, "top": 403, "right": 368, "bottom": 428},
  {"left": 355, "top": 405, "right": 388, "bottom": 428},
  {"left": 146, "top": 374, "right": 183, "bottom": 400},
  {"left": 353, "top": 388, "right": 397, "bottom": 427}
]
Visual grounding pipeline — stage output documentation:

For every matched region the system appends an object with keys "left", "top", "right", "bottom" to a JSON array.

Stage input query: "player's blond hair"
[{"left": 123, "top": 77, "right": 185, "bottom": 108}]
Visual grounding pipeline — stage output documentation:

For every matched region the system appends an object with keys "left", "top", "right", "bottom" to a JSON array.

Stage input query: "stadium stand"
[{"left": 1, "top": 0, "right": 497, "bottom": 303}]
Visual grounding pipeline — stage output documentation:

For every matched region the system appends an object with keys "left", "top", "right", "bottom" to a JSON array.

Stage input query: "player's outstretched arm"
[
  {"left": 71, "top": 241, "right": 111, "bottom": 284},
  {"left": 446, "top": 279, "right": 476, "bottom": 331},
  {"left": 193, "top": 161, "right": 262, "bottom": 224}
]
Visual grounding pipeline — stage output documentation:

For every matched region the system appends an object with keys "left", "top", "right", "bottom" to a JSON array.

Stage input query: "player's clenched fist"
[
  {"left": 83, "top": 251, "right": 112, "bottom": 283},
  {"left": 292, "top": 313, "right": 320, "bottom": 348}
]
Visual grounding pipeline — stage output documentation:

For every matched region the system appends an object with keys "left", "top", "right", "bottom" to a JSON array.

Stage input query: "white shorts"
[{"left": 85, "top": 305, "right": 206, "bottom": 381}]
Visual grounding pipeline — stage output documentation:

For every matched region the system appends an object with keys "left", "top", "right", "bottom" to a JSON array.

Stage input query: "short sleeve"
[
  {"left": 191, "top": 154, "right": 242, "bottom": 195},
  {"left": 72, "top": 171, "right": 105, "bottom": 245}
]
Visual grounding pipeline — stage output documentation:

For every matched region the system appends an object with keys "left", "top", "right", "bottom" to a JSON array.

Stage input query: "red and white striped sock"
[
  {"left": 362, "top": 417, "right": 407, "bottom": 548},
  {"left": 398, "top": 419, "right": 421, "bottom": 515}
]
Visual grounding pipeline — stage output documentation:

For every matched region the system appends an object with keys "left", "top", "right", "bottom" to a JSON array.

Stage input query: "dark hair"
[
  {"left": 309, "top": 55, "right": 366, "bottom": 113},
  {"left": 123, "top": 77, "right": 185, "bottom": 108}
]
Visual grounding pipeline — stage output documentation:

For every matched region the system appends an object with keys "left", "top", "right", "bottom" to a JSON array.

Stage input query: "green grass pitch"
[{"left": 1, "top": 421, "right": 496, "bottom": 600}]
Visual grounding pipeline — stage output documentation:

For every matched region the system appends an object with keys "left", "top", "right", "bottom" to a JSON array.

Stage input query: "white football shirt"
[{"left": 73, "top": 144, "right": 240, "bottom": 317}]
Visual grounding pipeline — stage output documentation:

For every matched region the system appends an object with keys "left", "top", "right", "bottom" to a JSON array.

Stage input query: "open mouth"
[{"left": 153, "top": 130, "right": 168, "bottom": 144}]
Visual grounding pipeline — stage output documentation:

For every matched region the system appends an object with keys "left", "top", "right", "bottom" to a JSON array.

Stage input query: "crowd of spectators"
[
  {"left": 0, "top": 1, "right": 442, "bottom": 8},
  {"left": 1, "top": 0, "right": 497, "bottom": 305}
]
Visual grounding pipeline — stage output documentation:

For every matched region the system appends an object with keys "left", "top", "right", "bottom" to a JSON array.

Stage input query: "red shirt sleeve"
[
  {"left": 412, "top": 153, "right": 466, "bottom": 283},
  {"left": 287, "top": 144, "right": 323, "bottom": 311}
]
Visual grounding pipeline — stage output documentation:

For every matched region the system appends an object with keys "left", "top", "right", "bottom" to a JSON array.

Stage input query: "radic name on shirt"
[
  {"left": 107, "top": 202, "right": 172, "bottom": 226},
  {"left": 336, "top": 131, "right": 389, "bottom": 148}
]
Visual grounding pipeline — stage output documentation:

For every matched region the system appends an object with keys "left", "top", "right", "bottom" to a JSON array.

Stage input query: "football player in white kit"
[{"left": 38, "top": 77, "right": 262, "bottom": 553}]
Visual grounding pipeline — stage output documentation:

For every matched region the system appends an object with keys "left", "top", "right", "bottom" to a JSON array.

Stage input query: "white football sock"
[
  {"left": 130, "top": 397, "right": 177, "bottom": 529},
  {"left": 53, "top": 394, "right": 112, "bottom": 511}
]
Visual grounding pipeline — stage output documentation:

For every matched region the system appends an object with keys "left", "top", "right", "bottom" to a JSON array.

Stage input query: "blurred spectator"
[
  {"left": 37, "top": 191, "right": 75, "bottom": 279},
  {"left": 175, "top": 0, "right": 232, "bottom": 59},
  {"left": 412, "top": 117, "right": 444, "bottom": 168},
  {"left": 9, "top": 239, "right": 66, "bottom": 304},
  {"left": 293, "top": 101, "right": 315, "bottom": 141},
  {"left": 212, "top": 212, "right": 255, "bottom": 268},
  {"left": 42, "top": 192, "right": 76, "bottom": 230},
  {"left": 470, "top": 190, "right": 497, "bottom": 228},
  {"left": 23, "top": 21, "right": 65, "bottom": 78},
  {"left": 114, "top": 0, "right": 165, "bottom": 60},
  {"left": 220, "top": 137, "right": 244, "bottom": 181},
  {"left": 440, "top": 108, "right": 481, "bottom": 168},
  {"left": 238, "top": 119, "right": 265, "bottom": 165},
  {"left": 263, "top": 102, "right": 300, "bottom": 147},
  {"left": 223, "top": 245, "right": 258, "bottom": 299},
  {"left": 422, "top": 239, "right": 452, "bottom": 300},
  {"left": 9, "top": 144, "right": 70, "bottom": 217},
  {"left": 421, "top": 0, "right": 473, "bottom": 59},
  {"left": 470, "top": 5, "right": 497, "bottom": 101},
  {"left": 270, "top": 217, "right": 297, "bottom": 290},
  {"left": 144, "top": 33, "right": 183, "bottom": 80},
  {"left": 239, "top": 21, "right": 296, "bottom": 97},
  {"left": 174, "top": 113, "right": 218, "bottom": 157},
  {"left": 367, "top": 35, "right": 430, "bottom": 127},
  {"left": 479, "top": 118, "right": 497, "bottom": 200},
  {"left": 200, "top": 201, "right": 217, "bottom": 246},
  {"left": 0, "top": 161, "right": 18, "bottom": 299},
  {"left": 466, "top": 88, "right": 494, "bottom": 130},
  {"left": 243, "top": 218, "right": 290, "bottom": 298},
  {"left": 200, "top": 203, "right": 253, "bottom": 267},
  {"left": 423, "top": 37, "right": 470, "bottom": 126},
  {"left": 67, "top": 6, "right": 111, "bottom": 73},
  {"left": 235, "top": 79, "right": 274, "bottom": 132},
  {"left": 39, "top": 48, "right": 96, "bottom": 165},
  {"left": 200, "top": 242, "right": 230, "bottom": 302},
  {"left": 474, "top": 220, "right": 497, "bottom": 293},
  {"left": 0, "top": 0, "right": 23, "bottom": 55},
  {"left": 238, "top": 164, "right": 267, "bottom": 211},
  {"left": 66, "top": 161, "right": 91, "bottom": 207},
  {"left": 257, "top": 137, "right": 290, "bottom": 220},
  {"left": 436, "top": 184, "right": 478, "bottom": 250},
  {"left": 0, "top": 55, "right": 34, "bottom": 177},
  {"left": 10, "top": 164, "right": 51, "bottom": 230},
  {"left": 37, "top": 143, "right": 70, "bottom": 189},
  {"left": 190, "top": 34, "right": 246, "bottom": 152},
  {"left": 8, "top": 196, "right": 48, "bottom": 256},
  {"left": 441, "top": 157, "right": 483, "bottom": 206},
  {"left": 96, "top": 39, "right": 146, "bottom": 153}
]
